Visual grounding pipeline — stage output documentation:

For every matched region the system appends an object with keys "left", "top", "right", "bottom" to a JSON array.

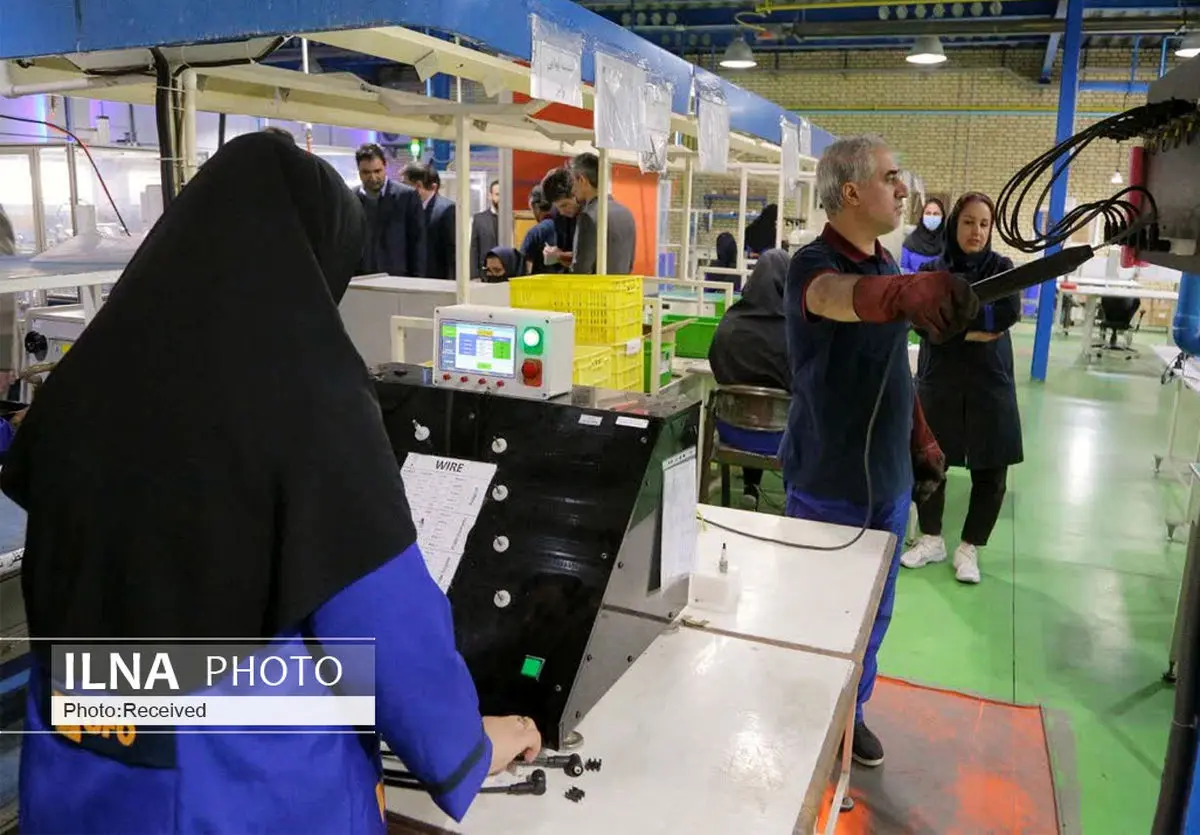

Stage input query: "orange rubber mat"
[{"left": 816, "top": 676, "right": 1072, "bottom": 835}]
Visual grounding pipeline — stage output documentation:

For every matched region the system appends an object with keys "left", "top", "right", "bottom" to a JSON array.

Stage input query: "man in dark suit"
[
  {"left": 469, "top": 180, "right": 500, "bottom": 279},
  {"left": 402, "top": 162, "right": 456, "bottom": 281},
  {"left": 353, "top": 143, "right": 425, "bottom": 277}
]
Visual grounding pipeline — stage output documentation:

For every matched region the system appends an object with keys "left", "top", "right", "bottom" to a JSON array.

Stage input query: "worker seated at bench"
[
  {"left": 2, "top": 133, "right": 541, "bottom": 834},
  {"left": 707, "top": 249, "right": 792, "bottom": 509},
  {"left": 483, "top": 246, "right": 524, "bottom": 284}
]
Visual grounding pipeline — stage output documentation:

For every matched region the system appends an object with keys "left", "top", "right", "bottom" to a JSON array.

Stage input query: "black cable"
[
  {"left": 151, "top": 48, "right": 177, "bottom": 210},
  {"left": 0, "top": 114, "right": 131, "bottom": 237},
  {"left": 696, "top": 348, "right": 896, "bottom": 552},
  {"left": 996, "top": 98, "right": 1194, "bottom": 255}
]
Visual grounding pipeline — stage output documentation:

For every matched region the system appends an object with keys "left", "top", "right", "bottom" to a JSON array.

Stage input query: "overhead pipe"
[
  {"left": 633, "top": 15, "right": 1185, "bottom": 38},
  {"left": 0, "top": 62, "right": 145, "bottom": 98}
]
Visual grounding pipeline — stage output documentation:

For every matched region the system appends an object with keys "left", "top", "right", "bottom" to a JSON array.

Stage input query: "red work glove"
[
  {"left": 853, "top": 271, "right": 981, "bottom": 343},
  {"left": 911, "top": 396, "right": 946, "bottom": 505}
]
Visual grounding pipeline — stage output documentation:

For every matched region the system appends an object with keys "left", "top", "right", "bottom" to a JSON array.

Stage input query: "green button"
[
  {"left": 520, "top": 655, "right": 545, "bottom": 680},
  {"left": 522, "top": 327, "right": 544, "bottom": 356}
]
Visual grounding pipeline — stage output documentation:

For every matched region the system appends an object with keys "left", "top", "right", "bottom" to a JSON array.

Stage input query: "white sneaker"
[
  {"left": 954, "top": 543, "right": 981, "bottom": 584},
  {"left": 900, "top": 535, "right": 946, "bottom": 569}
]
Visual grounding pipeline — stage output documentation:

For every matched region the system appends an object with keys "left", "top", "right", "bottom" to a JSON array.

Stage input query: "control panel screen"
[{"left": 439, "top": 320, "right": 517, "bottom": 378}]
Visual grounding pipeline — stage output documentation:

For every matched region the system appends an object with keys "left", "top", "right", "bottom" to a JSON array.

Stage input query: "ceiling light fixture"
[
  {"left": 1177, "top": 32, "right": 1200, "bottom": 59},
  {"left": 1111, "top": 169, "right": 1123, "bottom": 184},
  {"left": 907, "top": 35, "right": 948, "bottom": 65},
  {"left": 719, "top": 36, "right": 757, "bottom": 69}
]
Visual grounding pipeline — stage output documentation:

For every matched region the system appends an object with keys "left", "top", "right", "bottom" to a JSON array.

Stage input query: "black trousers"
[
  {"left": 917, "top": 466, "right": 1008, "bottom": 547},
  {"left": 743, "top": 468, "right": 763, "bottom": 490}
]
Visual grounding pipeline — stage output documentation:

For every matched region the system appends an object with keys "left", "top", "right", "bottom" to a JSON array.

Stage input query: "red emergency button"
[
  {"left": 521, "top": 359, "right": 543, "bottom": 387},
  {"left": 442, "top": 373, "right": 451, "bottom": 380},
  {"left": 496, "top": 381, "right": 504, "bottom": 388},
  {"left": 478, "top": 378, "right": 486, "bottom": 385},
  {"left": 460, "top": 376, "right": 469, "bottom": 383}
]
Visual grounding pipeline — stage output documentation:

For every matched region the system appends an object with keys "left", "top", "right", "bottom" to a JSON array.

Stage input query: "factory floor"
[{"left": 737, "top": 322, "right": 1187, "bottom": 835}]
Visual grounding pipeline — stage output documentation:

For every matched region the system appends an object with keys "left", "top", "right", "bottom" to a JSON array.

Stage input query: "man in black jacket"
[
  {"left": 469, "top": 180, "right": 500, "bottom": 279},
  {"left": 402, "top": 162, "right": 456, "bottom": 281},
  {"left": 353, "top": 143, "right": 425, "bottom": 277}
]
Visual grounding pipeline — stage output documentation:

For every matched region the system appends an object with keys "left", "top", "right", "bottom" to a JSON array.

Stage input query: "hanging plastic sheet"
[
  {"left": 696, "top": 84, "right": 730, "bottom": 174},
  {"left": 530, "top": 14, "right": 584, "bottom": 108},
  {"left": 639, "top": 79, "right": 674, "bottom": 174},
  {"left": 798, "top": 117, "right": 814, "bottom": 158},
  {"left": 594, "top": 52, "right": 648, "bottom": 152},
  {"left": 780, "top": 117, "right": 801, "bottom": 189}
]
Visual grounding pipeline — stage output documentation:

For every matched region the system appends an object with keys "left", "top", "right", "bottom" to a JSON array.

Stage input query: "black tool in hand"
[
  {"left": 970, "top": 245, "right": 1095, "bottom": 304},
  {"left": 480, "top": 769, "right": 547, "bottom": 796},
  {"left": 528, "top": 752, "right": 585, "bottom": 777}
]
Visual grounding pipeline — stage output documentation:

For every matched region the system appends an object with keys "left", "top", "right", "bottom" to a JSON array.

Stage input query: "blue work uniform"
[
  {"left": 783, "top": 223, "right": 913, "bottom": 723},
  {"left": 17, "top": 543, "right": 491, "bottom": 834}
]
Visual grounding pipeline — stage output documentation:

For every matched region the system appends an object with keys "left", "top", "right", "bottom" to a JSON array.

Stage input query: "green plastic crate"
[
  {"left": 643, "top": 336, "right": 675, "bottom": 392},
  {"left": 663, "top": 314, "right": 720, "bottom": 358}
]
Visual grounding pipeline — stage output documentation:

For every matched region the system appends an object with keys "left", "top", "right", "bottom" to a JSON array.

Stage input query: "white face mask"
[{"left": 922, "top": 215, "right": 942, "bottom": 232}]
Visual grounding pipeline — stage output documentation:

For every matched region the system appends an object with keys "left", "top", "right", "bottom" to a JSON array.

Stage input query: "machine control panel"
[{"left": 432, "top": 305, "right": 575, "bottom": 400}]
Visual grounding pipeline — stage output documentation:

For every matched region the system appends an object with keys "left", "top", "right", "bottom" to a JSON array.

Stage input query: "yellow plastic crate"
[
  {"left": 572, "top": 346, "right": 611, "bottom": 387},
  {"left": 509, "top": 275, "right": 644, "bottom": 344},
  {"left": 600, "top": 337, "right": 643, "bottom": 392}
]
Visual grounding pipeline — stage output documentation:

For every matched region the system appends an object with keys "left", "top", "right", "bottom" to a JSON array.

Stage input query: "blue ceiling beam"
[
  {"left": 1040, "top": 0, "right": 1068, "bottom": 82},
  {"left": 0, "top": 0, "right": 833, "bottom": 151}
]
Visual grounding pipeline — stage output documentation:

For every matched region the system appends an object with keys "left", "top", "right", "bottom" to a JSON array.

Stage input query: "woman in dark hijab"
[
  {"left": 707, "top": 249, "right": 791, "bottom": 509},
  {"left": 743, "top": 203, "right": 778, "bottom": 257},
  {"left": 483, "top": 246, "right": 524, "bottom": 283},
  {"left": 900, "top": 197, "right": 946, "bottom": 273},
  {"left": 4, "top": 133, "right": 540, "bottom": 833},
  {"left": 705, "top": 231, "right": 739, "bottom": 288},
  {"left": 900, "top": 191, "right": 1023, "bottom": 586}
]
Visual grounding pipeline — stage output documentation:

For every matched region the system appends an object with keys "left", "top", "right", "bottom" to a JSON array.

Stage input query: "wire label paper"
[
  {"left": 400, "top": 453, "right": 498, "bottom": 593},
  {"left": 660, "top": 446, "right": 699, "bottom": 586}
]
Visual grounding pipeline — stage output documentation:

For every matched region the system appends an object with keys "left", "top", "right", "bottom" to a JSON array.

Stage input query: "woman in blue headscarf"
[
  {"left": 900, "top": 197, "right": 945, "bottom": 273},
  {"left": 901, "top": 192, "right": 1024, "bottom": 585}
]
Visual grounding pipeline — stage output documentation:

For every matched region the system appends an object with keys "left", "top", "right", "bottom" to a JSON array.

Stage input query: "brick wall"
[{"left": 669, "top": 45, "right": 1183, "bottom": 264}]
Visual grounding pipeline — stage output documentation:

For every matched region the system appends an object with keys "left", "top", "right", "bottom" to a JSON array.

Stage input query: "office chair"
[{"left": 1093, "top": 296, "right": 1144, "bottom": 360}]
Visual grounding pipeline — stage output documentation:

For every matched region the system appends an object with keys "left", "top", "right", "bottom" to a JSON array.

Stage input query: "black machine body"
[{"left": 372, "top": 364, "right": 701, "bottom": 749}]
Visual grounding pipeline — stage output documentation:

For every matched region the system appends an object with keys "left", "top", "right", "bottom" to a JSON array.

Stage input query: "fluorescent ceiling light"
[
  {"left": 720, "top": 36, "right": 757, "bottom": 69},
  {"left": 907, "top": 35, "right": 947, "bottom": 65},
  {"left": 1177, "top": 33, "right": 1200, "bottom": 59}
]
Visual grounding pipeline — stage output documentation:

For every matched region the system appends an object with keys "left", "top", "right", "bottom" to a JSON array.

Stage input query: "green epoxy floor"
[{"left": 732, "top": 323, "right": 1189, "bottom": 834}]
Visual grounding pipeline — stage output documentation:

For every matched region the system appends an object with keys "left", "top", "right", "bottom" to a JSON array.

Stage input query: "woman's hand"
[
  {"left": 483, "top": 715, "right": 542, "bottom": 775},
  {"left": 964, "top": 331, "right": 1001, "bottom": 343}
]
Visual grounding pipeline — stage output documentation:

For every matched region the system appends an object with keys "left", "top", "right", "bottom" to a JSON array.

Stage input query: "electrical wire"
[
  {"left": 0, "top": 114, "right": 131, "bottom": 237},
  {"left": 696, "top": 348, "right": 897, "bottom": 551},
  {"left": 995, "top": 98, "right": 1195, "bottom": 255}
]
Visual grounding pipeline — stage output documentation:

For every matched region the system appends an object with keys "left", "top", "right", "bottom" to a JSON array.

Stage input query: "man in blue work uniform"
[{"left": 784, "top": 134, "right": 979, "bottom": 766}]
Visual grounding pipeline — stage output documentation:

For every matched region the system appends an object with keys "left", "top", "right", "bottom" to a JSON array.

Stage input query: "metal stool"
[{"left": 699, "top": 384, "right": 789, "bottom": 507}]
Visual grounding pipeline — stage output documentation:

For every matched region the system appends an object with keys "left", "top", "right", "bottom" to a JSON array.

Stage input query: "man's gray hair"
[
  {"left": 816, "top": 134, "right": 889, "bottom": 215},
  {"left": 570, "top": 152, "right": 600, "bottom": 188}
]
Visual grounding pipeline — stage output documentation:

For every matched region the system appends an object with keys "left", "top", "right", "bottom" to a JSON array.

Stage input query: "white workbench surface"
[
  {"left": 686, "top": 505, "right": 894, "bottom": 660},
  {"left": 385, "top": 628, "right": 857, "bottom": 835}
]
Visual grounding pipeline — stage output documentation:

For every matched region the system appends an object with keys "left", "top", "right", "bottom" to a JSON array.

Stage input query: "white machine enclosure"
[
  {"left": 432, "top": 305, "right": 574, "bottom": 401},
  {"left": 338, "top": 276, "right": 510, "bottom": 367}
]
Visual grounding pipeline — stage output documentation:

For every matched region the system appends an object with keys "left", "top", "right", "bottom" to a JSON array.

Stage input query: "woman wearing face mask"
[
  {"left": 900, "top": 198, "right": 946, "bottom": 274},
  {"left": 900, "top": 192, "right": 1024, "bottom": 585}
]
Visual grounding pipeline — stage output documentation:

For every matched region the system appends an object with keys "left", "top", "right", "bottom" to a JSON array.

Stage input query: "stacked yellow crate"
[{"left": 508, "top": 275, "right": 644, "bottom": 391}]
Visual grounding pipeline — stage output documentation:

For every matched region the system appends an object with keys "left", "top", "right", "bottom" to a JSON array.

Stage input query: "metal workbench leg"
[{"left": 821, "top": 711, "right": 856, "bottom": 835}]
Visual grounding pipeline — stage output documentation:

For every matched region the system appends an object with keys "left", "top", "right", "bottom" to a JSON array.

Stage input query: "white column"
[
  {"left": 180, "top": 69, "right": 198, "bottom": 185},
  {"left": 455, "top": 114, "right": 472, "bottom": 303},
  {"left": 775, "top": 163, "right": 785, "bottom": 252},
  {"left": 680, "top": 155, "right": 694, "bottom": 280},
  {"left": 597, "top": 148, "right": 611, "bottom": 274},
  {"left": 498, "top": 91, "right": 514, "bottom": 249},
  {"left": 735, "top": 165, "right": 749, "bottom": 274}
]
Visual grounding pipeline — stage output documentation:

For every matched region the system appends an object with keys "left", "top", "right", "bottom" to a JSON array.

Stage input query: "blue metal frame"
[
  {"left": 1031, "top": 0, "right": 1083, "bottom": 382},
  {"left": 0, "top": 0, "right": 833, "bottom": 152}
]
